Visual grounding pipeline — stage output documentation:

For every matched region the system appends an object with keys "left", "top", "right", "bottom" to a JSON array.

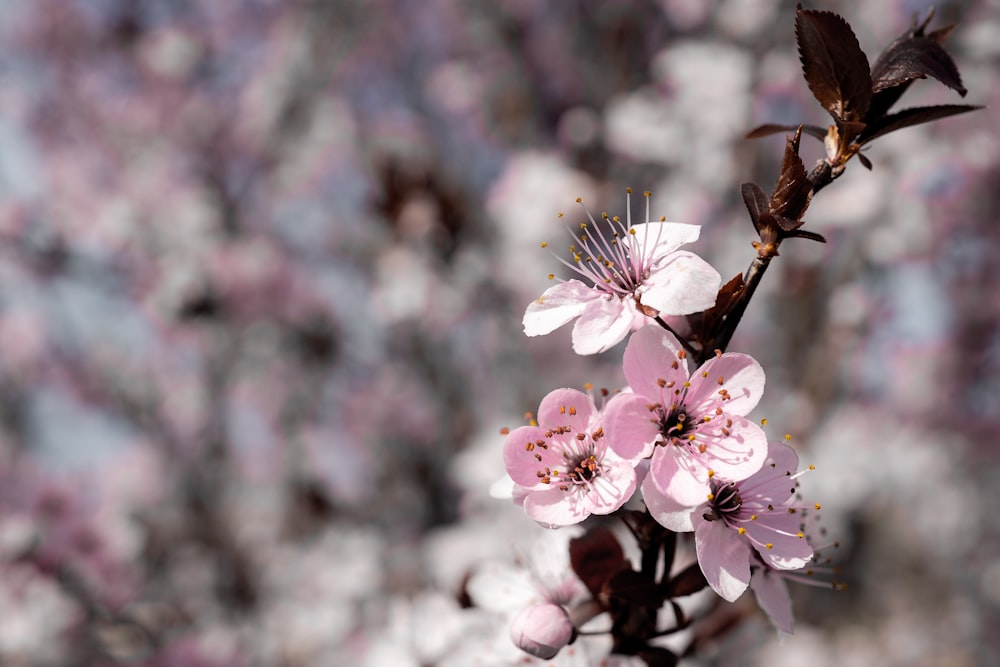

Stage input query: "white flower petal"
[
  {"left": 633, "top": 222, "right": 702, "bottom": 259},
  {"left": 569, "top": 296, "right": 632, "bottom": 354},
  {"left": 641, "top": 251, "right": 721, "bottom": 316},
  {"left": 523, "top": 280, "right": 595, "bottom": 336}
]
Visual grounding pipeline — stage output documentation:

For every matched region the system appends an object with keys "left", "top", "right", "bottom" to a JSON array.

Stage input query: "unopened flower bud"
[{"left": 509, "top": 602, "right": 574, "bottom": 660}]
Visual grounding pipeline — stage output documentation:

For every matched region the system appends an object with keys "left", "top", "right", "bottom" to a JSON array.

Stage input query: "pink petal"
[
  {"left": 685, "top": 352, "right": 766, "bottom": 417},
  {"left": 641, "top": 251, "right": 721, "bottom": 316},
  {"left": 764, "top": 441, "right": 799, "bottom": 476},
  {"left": 570, "top": 296, "right": 633, "bottom": 354},
  {"left": 603, "top": 393, "right": 660, "bottom": 461},
  {"left": 750, "top": 569, "right": 794, "bottom": 634},
  {"left": 641, "top": 473, "right": 696, "bottom": 532},
  {"left": 503, "top": 426, "right": 560, "bottom": 487},
  {"left": 744, "top": 443, "right": 801, "bottom": 501},
  {"left": 649, "top": 446, "right": 711, "bottom": 506},
  {"left": 746, "top": 518, "right": 814, "bottom": 570},
  {"left": 524, "top": 487, "right": 590, "bottom": 527},
  {"left": 692, "top": 415, "right": 768, "bottom": 482},
  {"left": 536, "top": 388, "right": 595, "bottom": 434},
  {"left": 523, "top": 280, "right": 595, "bottom": 336},
  {"left": 621, "top": 325, "right": 689, "bottom": 399},
  {"left": 581, "top": 462, "right": 637, "bottom": 515},
  {"left": 695, "top": 520, "right": 752, "bottom": 602}
]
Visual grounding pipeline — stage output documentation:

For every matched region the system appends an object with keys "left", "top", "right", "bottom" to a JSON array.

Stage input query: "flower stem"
[{"left": 702, "top": 158, "right": 837, "bottom": 359}]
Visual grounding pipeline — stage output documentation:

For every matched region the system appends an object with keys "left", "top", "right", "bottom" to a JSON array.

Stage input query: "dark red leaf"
[
  {"left": 774, "top": 214, "right": 802, "bottom": 233},
  {"left": 637, "top": 647, "right": 679, "bottom": 667},
  {"left": 795, "top": 8, "right": 872, "bottom": 122},
  {"left": 740, "top": 182, "right": 769, "bottom": 231},
  {"left": 745, "top": 123, "right": 826, "bottom": 141},
  {"left": 714, "top": 273, "right": 746, "bottom": 312},
  {"left": 866, "top": 11, "right": 964, "bottom": 122},
  {"left": 785, "top": 229, "right": 827, "bottom": 243},
  {"left": 663, "top": 562, "right": 708, "bottom": 598},
  {"left": 569, "top": 527, "right": 626, "bottom": 598},
  {"left": 859, "top": 104, "right": 983, "bottom": 144},
  {"left": 769, "top": 127, "right": 812, "bottom": 223},
  {"left": 871, "top": 37, "right": 967, "bottom": 97},
  {"left": 604, "top": 569, "right": 663, "bottom": 610}
]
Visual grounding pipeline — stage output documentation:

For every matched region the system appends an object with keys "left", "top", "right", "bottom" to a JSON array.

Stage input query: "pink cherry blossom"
[
  {"left": 642, "top": 441, "right": 814, "bottom": 602},
  {"left": 503, "top": 388, "right": 638, "bottom": 527},
  {"left": 523, "top": 190, "right": 721, "bottom": 355},
  {"left": 604, "top": 325, "right": 768, "bottom": 505}
]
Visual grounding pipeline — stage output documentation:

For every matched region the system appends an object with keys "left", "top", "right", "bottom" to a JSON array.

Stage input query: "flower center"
[
  {"left": 565, "top": 452, "right": 599, "bottom": 483},
  {"left": 704, "top": 480, "right": 743, "bottom": 525},
  {"left": 658, "top": 404, "right": 694, "bottom": 444},
  {"left": 550, "top": 190, "right": 659, "bottom": 298}
]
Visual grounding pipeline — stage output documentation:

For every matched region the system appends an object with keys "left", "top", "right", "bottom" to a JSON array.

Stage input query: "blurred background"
[{"left": 0, "top": 0, "right": 997, "bottom": 665}]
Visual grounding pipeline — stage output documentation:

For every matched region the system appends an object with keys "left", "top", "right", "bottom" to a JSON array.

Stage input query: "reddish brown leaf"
[
  {"left": 740, "top": 182, "right": 769, "bottom": 232},
  {"left": 866, "top": 11, "right": 964, "bottom": 122},
  {"left": 604, "top": 569, "right": 663, "bottom": 610},
  {"left": 785, "top": 229, "right": 827, "bottom": 243},
  {"left": 871, "top": 37, "right": 967, "bottom": 96},
  {"left": 637, "top": 647, "right": 679, "bottom": 667},
  {"left": 569, "top": 527, "right": 626, "bottom": 598},
  {"left": 769, "top": 127, "right": 812, "bottom": 223},
  {"left": 663, "top": 562, "right": 708, "bottom": 598},
  {"left": 859, "top": 104, "right": 982, "bottom": 144},
  {"left": 745, "top": 123, "right": 826, "bottom": 141},
  {"left": 795, "top": 8, "right": 872, "bottom": 122}
]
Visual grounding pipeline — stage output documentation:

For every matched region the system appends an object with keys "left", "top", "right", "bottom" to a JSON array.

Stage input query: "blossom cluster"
[{"left": 502, "top": 193, "right": 821, "bottom": 656}]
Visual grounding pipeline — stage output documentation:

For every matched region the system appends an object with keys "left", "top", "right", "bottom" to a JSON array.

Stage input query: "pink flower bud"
[{"left": 509, "top": 602, "right": 574, "bottom": 660}]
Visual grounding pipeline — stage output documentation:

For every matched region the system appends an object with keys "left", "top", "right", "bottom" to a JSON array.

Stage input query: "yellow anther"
[
  {"left": 643, "top": 190, "right": 651, "bottom": 197},
  {"left": 612, "top": 216, "right": 620, "bottom": 223},
  {"left": 701, "top": 371, "right": 709, "bottom": 378},
  {"left": 797, "top": 532, "right": 805, "bottom": 538},
  {"left": 809, "top": 465, "right": 816, "bottom": 470},
  {"left": 683, "top": 381, "right": 691, "bottom": 388},
  {"left": 557, "top": 212, "right": 564, "bottom": 218},
  {"left": 707, "top": 469, "right": 715, "bottom": 478},
  {"left": 626, "top": 186, "right": 632, "bottom": 194},
  {"left": 659, "top": 215, "right": 666, "bottom": 221},
  {"left": 629, "top": 228, "right": 636, "bottom": 235},
  {"left": 750, "top": 514, "right": 758, "bottom": 521},
  {"left": 583, "top": 382, "right": 593, "bottom": 391},
  {"left": 688, "top": 434, "right": 696, "bottom": 441},
  {"left": 576, "top": 197, "right": 582, "bottom": 203},
  {"left": 548, "top": 273, "right": 555, "bottom": 280},
  {"left": 765, "top": 543, "right": 774, "bottom": 550},
  {"left": 785, "top": 433, "right": 792, "bottom": 441},
  {"left": 707, "top": 493, "right": 715, "bottom": 501},
  {"left": 760, "top": 418, "right": 768, "bottom": 426},
  {"left": 814, "top": 503, "right": 822, "bottom": 510},
  {"left": 738, "top": 527, "right": 746, "bottom": 535}
]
